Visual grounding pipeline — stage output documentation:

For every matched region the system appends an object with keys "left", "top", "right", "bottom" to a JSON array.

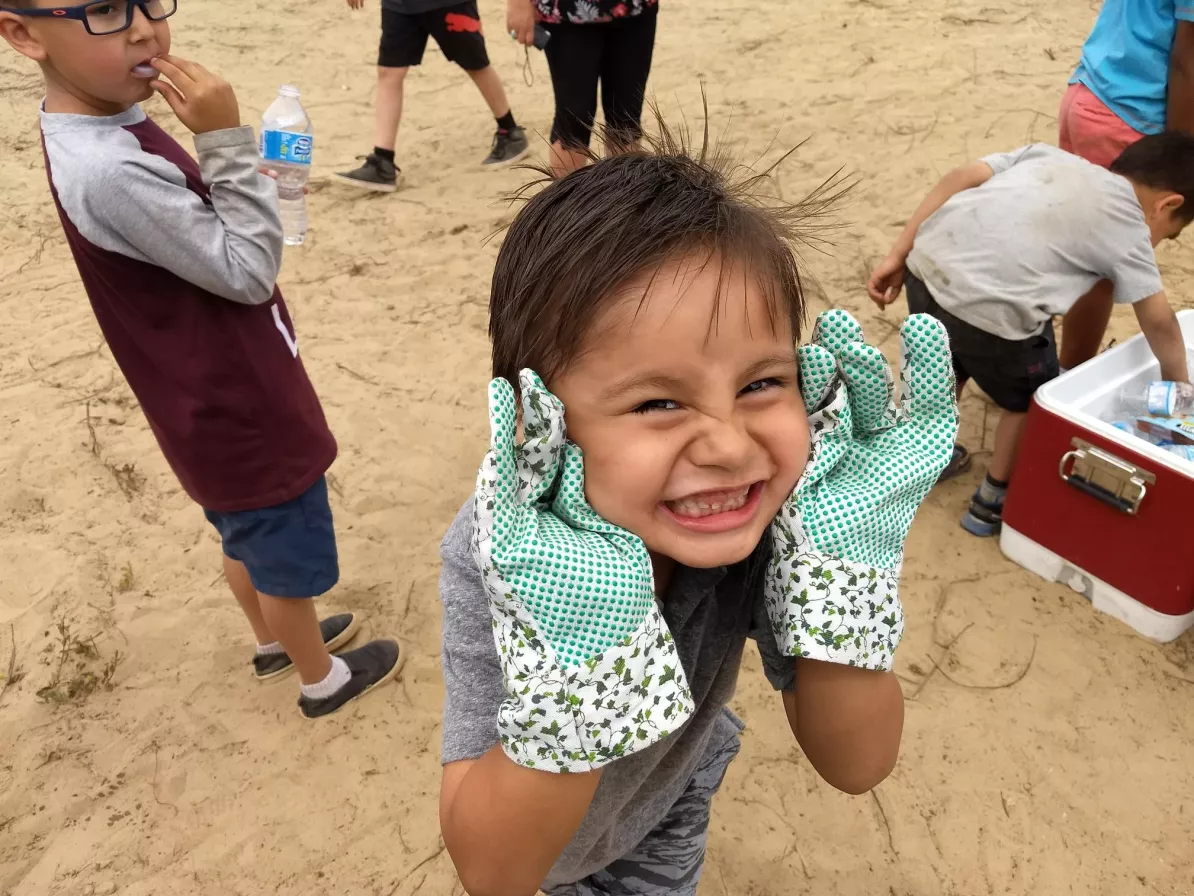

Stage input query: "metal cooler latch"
[{"left": 1058, "top": 437, "right": 1156, "bottom": 515}]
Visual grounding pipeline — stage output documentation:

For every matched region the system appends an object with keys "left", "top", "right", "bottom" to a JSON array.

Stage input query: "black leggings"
[{"left": 543, "top": 10, "right": 658, "bottom": 150}]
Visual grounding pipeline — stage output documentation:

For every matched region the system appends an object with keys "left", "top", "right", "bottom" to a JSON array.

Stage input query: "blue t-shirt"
[{"left": 1071, "top": 0, "right": 1194, "bottom": 134}]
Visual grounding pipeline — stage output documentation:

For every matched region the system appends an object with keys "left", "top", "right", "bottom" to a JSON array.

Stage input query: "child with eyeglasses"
[{"left": 0, "top": 0, "right": 402, "bottom": 717}]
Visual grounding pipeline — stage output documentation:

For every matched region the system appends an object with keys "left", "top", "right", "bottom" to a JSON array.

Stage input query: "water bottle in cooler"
[
  {"left": 260, "top": 85, "right": 312, "bottom": 246},
  {"left": 1116, "top": 380, "right": 1194, "bottom": 418}
]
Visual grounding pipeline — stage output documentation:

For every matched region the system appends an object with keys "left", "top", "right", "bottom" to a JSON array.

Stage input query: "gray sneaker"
[
  {"left": 298, "top": 639, "right": 402, "bottom": 719},
  {"left": 332, "top": 153, "right": 400, "bottom": 193},
  {"left": 252, "top": 612, "right": 361, "bottom": 681},
  {"left": 482, "top": 126, "right": 530, "bottom": 169}
]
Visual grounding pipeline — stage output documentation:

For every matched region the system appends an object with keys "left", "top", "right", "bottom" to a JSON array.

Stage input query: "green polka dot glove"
[
  {"left": 472, "top": 369, "right": 695, "bottom": 773},
  {"left": 765, "top": 310, "right": 959, "bottom": 671}
]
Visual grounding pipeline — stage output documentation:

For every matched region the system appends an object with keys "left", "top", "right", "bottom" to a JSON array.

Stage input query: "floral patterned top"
[{"left": 535, "top": 0, "right": 658, "bottom": 25}]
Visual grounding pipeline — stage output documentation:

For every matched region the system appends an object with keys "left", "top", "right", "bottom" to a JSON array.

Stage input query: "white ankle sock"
[
  {"left": 300, "top": 656, "right": 351, "bottom": 700},
  {"left": 256, "top": 640, "right": 284, "bottom": 656}
]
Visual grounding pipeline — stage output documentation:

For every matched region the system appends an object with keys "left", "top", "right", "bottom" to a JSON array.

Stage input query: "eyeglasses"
[{"left": 0, "top": 0, "right": 177, "bottom": 36}]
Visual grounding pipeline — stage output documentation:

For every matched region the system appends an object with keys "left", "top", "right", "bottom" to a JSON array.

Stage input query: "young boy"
[
  {"left": 1058, "top": 0, "right": 1194, "bottom": 371},
  {"left": 333, "top": 0, "right": 528, "bottom": 192},
  {"left": 437, "top": 138, "right": 959, "bottom": 893},
  {"left": 0, "top": 0, "right": 401, "bottom": 717},
  {"left": 868, "top": 136, "right": 1192, "bottom": 537}
]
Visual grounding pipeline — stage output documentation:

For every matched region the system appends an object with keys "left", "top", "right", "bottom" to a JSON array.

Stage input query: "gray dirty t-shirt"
[
  {"left": 439, "top": 500, "right": 793, "bottom": 889},
  {"left": 907, "top": 143, "right": 1163, "bottom": 341}
]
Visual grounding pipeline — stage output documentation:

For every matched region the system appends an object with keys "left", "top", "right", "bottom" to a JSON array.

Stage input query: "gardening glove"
[
  {"left": 472, "top": 369, "right": 695, "bottom": 773},
  {"left": 765, "top": 310, "right": 959, "bottom": 670}
]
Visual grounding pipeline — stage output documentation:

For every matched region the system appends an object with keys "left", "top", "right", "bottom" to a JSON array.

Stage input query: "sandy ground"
[{"left": 2, "top": 0, "right": 1193, "bottom": 893}]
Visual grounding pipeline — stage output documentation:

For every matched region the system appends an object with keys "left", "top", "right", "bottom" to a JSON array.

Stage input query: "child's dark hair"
[
  {"left": 489, "top": 105, "right": 851, "bottom": 385},
  {"left": 1110, "top": 132, "right": 1194, "bottom": 223}
]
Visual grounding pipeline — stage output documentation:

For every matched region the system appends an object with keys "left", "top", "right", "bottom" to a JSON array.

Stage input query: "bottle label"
[
  {"left": 260, "top": 129, "right": 313, "bottom": 166},
  {"left": 1145, "top": 381, "right": 1175, "bottom": 416}
]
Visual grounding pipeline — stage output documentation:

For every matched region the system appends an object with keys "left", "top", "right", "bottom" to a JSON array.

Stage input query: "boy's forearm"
[
  {"left": 890, "top": 162, "right": 995, "bottom": 258},
  {"left": 1136, "top": 293, "right": 1190, "bottom": 383},
  {"left": 1168, "top": 21, "right": 1194, "bottom": 134},
  {"left": 782, "top": 659, "right": 904, "bottom": 795},
  {"left": 441, "top": 746, "right": 601, "bottom": 896},
  {"left": 193, "top": 126, "right": 285, "bottom": 305}
]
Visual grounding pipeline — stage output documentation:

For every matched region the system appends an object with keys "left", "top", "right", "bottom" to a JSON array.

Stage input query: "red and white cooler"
[{"left": 1000, "top": 309, "right": 1194, "bottom": 643}]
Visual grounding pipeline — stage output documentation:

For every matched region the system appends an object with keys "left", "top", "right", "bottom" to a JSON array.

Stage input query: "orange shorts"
[{"left": 1058, "top": 82, "right": 1145, "bottom": 169}]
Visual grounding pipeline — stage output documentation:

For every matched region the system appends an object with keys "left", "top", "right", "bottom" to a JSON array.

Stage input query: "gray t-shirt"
[
  {"left": 439, "top": 500, "right": 793, "bottom": 888},
  {"left": 906, "top": 143, "right": 1163, "bottom": 340}
]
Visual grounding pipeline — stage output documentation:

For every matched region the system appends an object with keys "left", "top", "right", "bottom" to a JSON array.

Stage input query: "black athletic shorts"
[
  {"left": 543, "top": 8, "right": 658, "bottom": 149},
  {"left": 905, "top": 271, "right": 1059, "bottom": 413},
  {"left": 379, "top": 1, "right": 490, "bottom": 71}
]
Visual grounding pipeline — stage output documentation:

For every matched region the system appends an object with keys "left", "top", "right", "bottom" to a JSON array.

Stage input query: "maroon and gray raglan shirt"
[{"left": 40, "top": 105, "right": 336, "bottom": 513}]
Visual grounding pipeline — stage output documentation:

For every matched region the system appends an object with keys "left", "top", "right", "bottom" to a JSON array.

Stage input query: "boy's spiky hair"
[{"left": 489, "top": 100, "right": 852, "bottom": 386}]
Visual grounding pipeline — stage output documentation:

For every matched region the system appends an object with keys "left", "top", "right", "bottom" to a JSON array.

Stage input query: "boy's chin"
[{"left": 642, "top": 527, "right": 767, "bottom": 570}]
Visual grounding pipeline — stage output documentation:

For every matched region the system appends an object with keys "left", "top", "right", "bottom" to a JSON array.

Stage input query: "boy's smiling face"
[
  {"left": 0, "top": 0, "right": 171, "bottom": 116},
  {"left": 548, "top": 253, "right": 811, "bottom": 572}
]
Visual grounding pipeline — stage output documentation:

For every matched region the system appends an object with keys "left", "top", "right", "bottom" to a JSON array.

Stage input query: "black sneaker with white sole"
[
  {"left": 298, "top": 639, "right": 402, "bottom": 719},
  {"left": 252, "top": 612, "right": 361, "bottom": 681},
  {"left": 482, "top": 126, "right": 530, "bottom": 168},
  {"left": 332, "top": 153, "right": 400, "bottom": 192}
]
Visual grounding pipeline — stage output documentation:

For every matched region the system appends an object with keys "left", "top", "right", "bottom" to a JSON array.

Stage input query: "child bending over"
[{"left": 869, "top": 136, "right": 1192, "bottom": 537}]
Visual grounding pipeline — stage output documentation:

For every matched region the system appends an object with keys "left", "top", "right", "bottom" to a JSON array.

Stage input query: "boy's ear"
[
  {"left": 0, "top": 13, "right": 49, "bottom": 63},
  {"left": 1159, "top": 192, "right": 1185, "bottom": 217}
]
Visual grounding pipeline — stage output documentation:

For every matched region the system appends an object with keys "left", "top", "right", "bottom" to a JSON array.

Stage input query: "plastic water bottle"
[
  {"left": 260, "top": 85, "right": 312, "bottom": 246},
  {"left": 1116, "top": 381, "right": 1194, "bottom": 418}
]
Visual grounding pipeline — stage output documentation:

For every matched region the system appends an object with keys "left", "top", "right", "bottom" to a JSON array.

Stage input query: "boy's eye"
[
  {"left": 631, "top": 398, "right": 681, "bottom": 414},
  {"left": 740, "top": 377, "right": 784, "bottom": 395}
]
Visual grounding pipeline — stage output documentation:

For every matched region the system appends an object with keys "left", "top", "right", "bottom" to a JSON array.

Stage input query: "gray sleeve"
[
  {"left": 749, "top": 584, "right": 796, "bottom": 692},
  {"left": 1092, "top": 189, "right": 1164, "bottom": 305},
  {"left": 439, "top": 498, "right": 506, "bottom": 764},
  {"left": 69, "top": 126, "right": 283, "bottom": 305},
  {"left": 979, "top": 144, "right": 1036, "bottom": 176}
]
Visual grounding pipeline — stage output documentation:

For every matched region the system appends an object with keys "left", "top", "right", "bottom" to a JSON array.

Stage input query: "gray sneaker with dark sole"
[
  {"left": 298, "top": 639, "right": 402, "bottom": 719},
  {"left": 333, "top": 153, "right": 400, "bottom": 193},
  {"left": 482, "top": 126, "right": 530, "bottom": 169},
  {"left": 252, "top": 612, "right": 361, "bottom": 681}
]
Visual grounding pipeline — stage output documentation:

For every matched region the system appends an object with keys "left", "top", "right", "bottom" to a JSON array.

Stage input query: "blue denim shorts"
[{"left": 203, "top": 477, "right": 339, "bottom": 598}]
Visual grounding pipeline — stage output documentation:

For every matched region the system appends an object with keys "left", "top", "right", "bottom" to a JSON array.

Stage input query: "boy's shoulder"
[{"left": 41, "top": 106, "right": 191, "bottom": 199}]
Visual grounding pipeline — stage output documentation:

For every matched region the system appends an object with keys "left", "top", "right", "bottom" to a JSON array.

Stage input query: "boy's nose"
[{"left": 688, "top": 415, "right": 754, "bottom": 470}]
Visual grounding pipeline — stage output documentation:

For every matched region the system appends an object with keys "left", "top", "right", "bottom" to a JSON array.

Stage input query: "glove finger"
[
  {"left": 900, "top": 314, "right": 958, "bottom": 421},
  {"left": 798, "top": 343, "right": 838, "bottom": 412},
  {"left": 838, "top": 341, "right": 896, "bottom": 434},
  {"left": 477, "top": 377, "right": 521, "bottom": 552},
  {"left": 518, "top": 368, "right": 568, "bottom": 505},
  {"left": 899, "top": 315, "right": 960, "bottom": 474},
  {"left": 812, "top": 308, "right": 866, "bottom": 356}
]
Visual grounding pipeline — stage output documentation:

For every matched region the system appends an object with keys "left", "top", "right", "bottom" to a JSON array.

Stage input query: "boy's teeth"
[{"left": 667, "top": 488, "right": 750, "bottom": 518}]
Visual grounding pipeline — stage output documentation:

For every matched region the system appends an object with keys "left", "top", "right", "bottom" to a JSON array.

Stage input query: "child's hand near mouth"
[{"left": 149, "top": 54, "right": 240, "bottom": 135}]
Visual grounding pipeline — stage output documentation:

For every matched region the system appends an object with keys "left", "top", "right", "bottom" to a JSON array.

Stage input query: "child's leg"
[
  {"left": 224, "top": 555, "right": 277, "bottom": 646},
  {"left": 546, "top": 709, "right": 743, "bottom": 896},
  {"left": 543, "top": 21, "right": 603, "bottom": 176},
  {"left": 960, "top": 323, "right": 1060, "bottom": 536},
  {"left": 204, "top": 478, "right": 400, "bottom": 715},
  {"left": 374, "top": 66, "right": 408, "bottom": 152},
  {"left": 988, "top": 410, "right": 1028, "bottom": 482},
  {"left": 467, "top": 65, "right": 511, "bottom": 119},
  {"left": 597, "top": 11, "right": 657, "bottom": 156},
  {"left": 256, "top": 592, "right": 332, "bottom": 684}
]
